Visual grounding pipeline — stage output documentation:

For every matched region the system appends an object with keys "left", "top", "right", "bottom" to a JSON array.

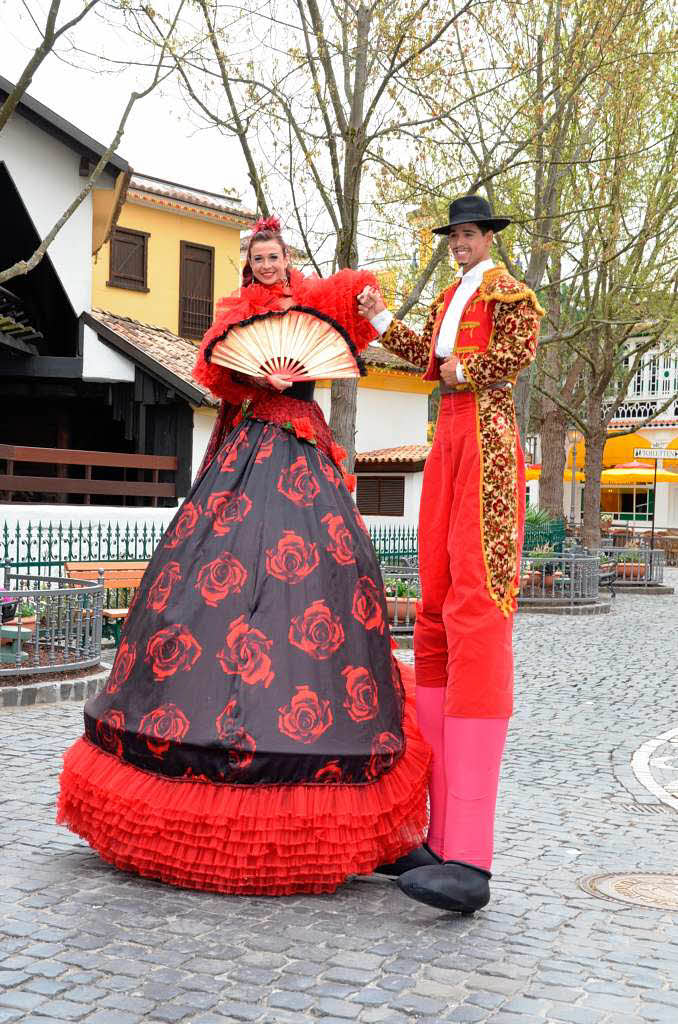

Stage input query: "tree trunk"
[
  {"left": 539, "top": 407, "right": 567, "bottom": 518},
  {"left": 513, "top": 366, "right": 532, "bottom": 446},
  {"left": 581, "top": 428, "right": 605, "bottom": 550},
  {"left": 329, "top": 379, "right": 358, "bottom": 470}
]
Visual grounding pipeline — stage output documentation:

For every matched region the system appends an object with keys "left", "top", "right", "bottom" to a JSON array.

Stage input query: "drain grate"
[
  {"left": 618, "top": 802, "right": 675, "bottom": 815},
  {"left": 578, "top": 873, "right": 678, "bottom": 910}
]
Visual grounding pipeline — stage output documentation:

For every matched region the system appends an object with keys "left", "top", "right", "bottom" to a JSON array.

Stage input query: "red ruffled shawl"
[{"left": 193, "top": 268, "right": 379, "bottom": 406}]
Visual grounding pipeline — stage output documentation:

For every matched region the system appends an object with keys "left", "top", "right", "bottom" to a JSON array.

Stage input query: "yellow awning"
[
  {"left": 600, "top": 461, "right": 678, "bottom": 485},
  {"left": 567, "top": 432, "right": 655, "bottom": 468},
  {"left": 526, "top": 465, "right": 584, "bottom": 482}
]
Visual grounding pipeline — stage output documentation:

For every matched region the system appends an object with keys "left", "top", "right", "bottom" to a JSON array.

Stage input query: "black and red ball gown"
[{"left": 57, "top": 268, "right": 430, "bottom": 894}]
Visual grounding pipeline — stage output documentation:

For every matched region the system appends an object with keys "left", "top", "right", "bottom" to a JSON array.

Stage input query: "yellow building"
[{"left": 92, "top": 173, "right": 256, "bottom": 337}]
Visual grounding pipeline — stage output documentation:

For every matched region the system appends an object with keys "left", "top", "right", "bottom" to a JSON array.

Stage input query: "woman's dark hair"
[{"left": 243, "top": 217, "right": 290, "bottom": 286}]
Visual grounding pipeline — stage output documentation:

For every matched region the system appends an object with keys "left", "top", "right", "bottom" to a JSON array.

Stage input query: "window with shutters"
[
  {"left": 179, "top": 241, "right": 214, "bottom": 339},
  {"left": 356, "top": 475, "right": 405, "bottom": 516},
  {"left": 108, "top": 228, "right": 149, "bottom": 291}
]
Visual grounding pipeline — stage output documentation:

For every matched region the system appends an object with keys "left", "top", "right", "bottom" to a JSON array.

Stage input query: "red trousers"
[{"left": 414, "top": 393, "right": 525, "bottom": 718}]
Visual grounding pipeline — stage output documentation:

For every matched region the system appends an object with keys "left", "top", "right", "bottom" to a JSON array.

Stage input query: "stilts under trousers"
[{"left": 413, "top": 392, "right": 525, "bottom": 869}]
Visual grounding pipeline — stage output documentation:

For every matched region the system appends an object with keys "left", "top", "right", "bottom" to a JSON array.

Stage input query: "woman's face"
[{"left": 248, "top": 240, "right": 290, "bottom": 285}]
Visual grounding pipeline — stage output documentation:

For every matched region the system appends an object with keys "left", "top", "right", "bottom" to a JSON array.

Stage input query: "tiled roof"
[
  {"left": 362, "top": 344, "right": 418, "bottom": 373},
  {"left": 128, "top": 174, "right": 257, "bottom": 228},
  {"left": 356, "top": 444, "right": 430, "bottom": 465},
  {"left": 89, "top": 310, "right": 216, "bottom": 406},
  {"left": 609, "top": 418, "right": 678, "bottom": 429}
]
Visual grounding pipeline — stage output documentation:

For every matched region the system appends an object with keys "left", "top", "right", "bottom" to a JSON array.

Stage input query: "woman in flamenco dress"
[{"left": 57, "top": 217, "right": 431, "bottom": 895}]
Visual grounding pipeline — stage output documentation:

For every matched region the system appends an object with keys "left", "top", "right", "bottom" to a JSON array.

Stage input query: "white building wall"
[
  {"left": 1, "top": 112, "right": 111, "bottom": 315},
  {"left": 315, "top": 384, "right": 428, "bottom": 452},
  {"left": 356, "top": 389, "right": 428, "bottom": 450},
  {"left": 191, "top": 406, "right": 218, "bottom": 484},
  {"left": 81, "top": 326, "right": 135, "bottom": 382}
]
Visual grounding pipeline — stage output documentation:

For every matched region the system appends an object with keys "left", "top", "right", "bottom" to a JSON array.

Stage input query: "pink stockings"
[{"left": 415, "top": 686, "right": 508, "bottom": 871}]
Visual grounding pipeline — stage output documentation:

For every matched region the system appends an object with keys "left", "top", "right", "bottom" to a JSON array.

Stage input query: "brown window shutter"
[
  {"left": 357, "top": 476, "right": 379, "bottom": 515},
  {"left": 179, "top": 242, "right": 214, "bottom": 339},
  {"left": 379, "top": 477, "right": 405, "bottom": 516},
  {"left": 356, "top": 476, "right": 404, "bottom": 516},
  {"left": 109, "top": 228, "right": 148, "bottom": 290}
]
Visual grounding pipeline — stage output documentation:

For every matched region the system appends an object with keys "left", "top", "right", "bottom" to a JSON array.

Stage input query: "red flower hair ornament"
[{"left": 251, "top": 215, "right": 282, "bottom": 235}]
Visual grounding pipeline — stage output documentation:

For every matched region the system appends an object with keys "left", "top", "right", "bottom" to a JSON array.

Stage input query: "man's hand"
[
  {"left": 439, "top": 355, "right": 461, "bottom": 387},
  {"left": 357, "top": 285, "right": 386, "bottom": 320}
]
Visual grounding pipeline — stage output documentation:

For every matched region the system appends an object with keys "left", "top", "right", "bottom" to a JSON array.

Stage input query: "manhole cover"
[{"left": 578, "top": 873, "right": 678, "bottom": 910}]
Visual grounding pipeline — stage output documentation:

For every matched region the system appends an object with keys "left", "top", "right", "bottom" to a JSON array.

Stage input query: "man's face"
[{"left": 448, "top": 223, "right": 493, "bottom": 272}]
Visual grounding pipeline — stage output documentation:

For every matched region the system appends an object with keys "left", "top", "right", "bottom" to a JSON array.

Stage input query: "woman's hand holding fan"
[{"left": 206, "top": 308, "right": 361, "bottom": 382}]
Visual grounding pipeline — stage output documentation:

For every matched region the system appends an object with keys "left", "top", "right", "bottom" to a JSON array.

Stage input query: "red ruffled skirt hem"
[{"left": 57, "top": 664, "right": 430, "bottom": 895}]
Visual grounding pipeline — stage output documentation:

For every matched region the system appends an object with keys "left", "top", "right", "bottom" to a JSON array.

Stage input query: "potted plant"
[
  {"left": 616, "top": 546, "right": 646, "bottom": 579},
  {"left": 0, "top": 589, "right": 18, "bottom": 624},
  {"left": 384, "top": 579, "right": 418, "bottom": 622},
  {"left": 527, "top": 544, "right": 562, "bottom": 590}
]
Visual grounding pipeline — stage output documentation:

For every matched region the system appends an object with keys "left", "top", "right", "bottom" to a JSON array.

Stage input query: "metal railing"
[
  {"left": 1, "top": 565, "right": 104, "bottom": 677},
  {"left": 1, "top": 519, "right": 168, "bottom": 576},
  {"left": 380, "top": 566, "right": 420, "bottom": 635},
  {"left": 607, "top": 547, "right": 665, "bottom": 587},
  {"left": 518, "top": 553, "right": 600, "bottom": 606},
  {"left": 524, "top": 519, "right": 566, "bottom": 553}
]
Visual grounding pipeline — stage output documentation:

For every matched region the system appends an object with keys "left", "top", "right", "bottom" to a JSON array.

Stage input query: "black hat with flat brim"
[{"left": 432, "top": 195, "right": 511, "bottom": 235}]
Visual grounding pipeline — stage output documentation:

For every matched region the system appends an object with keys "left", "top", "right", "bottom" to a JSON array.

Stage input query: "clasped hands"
[{"left": 356, "top": 286, "right": 461, "bottom": 385}]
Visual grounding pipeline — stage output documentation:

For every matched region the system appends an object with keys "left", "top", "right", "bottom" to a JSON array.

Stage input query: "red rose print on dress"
[
  {"left": 106, "top": 638, "right": 137, "bottom": 694},
  {"left": 322, "top": 513, "right": 355, "bottom": 565},
  {"left": 146, "top": 562, "right": 182, "bottom": 613},
  {"left": 289, "top": 600, "right": 344, "bottom": 660},
  {"left": 95, "top": 709, "right": 126, "bottom": 757},
  {"left": 217, "top": 427, "right": 250, "bottom": 472},
  {"left": 138, "top": 703, "right": 190, "bottom": 757},
  {"left": 164, "top": 501, "right": 201, "bottom": 549},
  {"left": 266, "top": 532, "right": 319, "bottom": 584},
  {"left": 215, "top": 698, "right": 257, "bottom": 771},
  {"left": 146, "top": 625, "right": 202, "bottom": 680},
  {"left": 353, "top": 507, "right": 370, "bottom": 536},
  {"left": 342, "top": 666, "right": 379, "bottom": 723},
  {"left": 206, "top": 490, "right": 252, "bottom": 535},
  {"left": 277, "top": 456, "right": 319, "bottom": 507},
  {"left": 314, "top": 759, "right": 343, "bottom": 783},
  {"left": 278, "top": 685, "right": 333, "bottom": 744},
  {"left": 319, "top": 460, "right": 342, "bottom": 488},
  {"left": 217, "top": 615, "right": 274, "bottom": 688},
  {"left": 255, "top": 426, "right": 277, "bottom": 463},
  {"left": 352, "top": 576, "right": 385, "bottom": 634},
  {"left": 366, "top": 731, "right": 402, "bottom": 780},
  {"left": 195, "top": 552, "right": 248, "bottom": 607}
]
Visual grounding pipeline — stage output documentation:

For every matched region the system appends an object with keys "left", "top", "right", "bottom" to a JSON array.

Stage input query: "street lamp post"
[{"left": 567, "top": 429, "right": 580, "bottom": 530}]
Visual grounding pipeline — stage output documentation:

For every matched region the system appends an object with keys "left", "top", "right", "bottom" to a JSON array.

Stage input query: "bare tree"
[
  {"left": 0, "top": 0, "right": 100, "bottom": 134},
  {"left": 143, "top": 0, "right": 487, "bottom": 464},
  {"left": 0, "top": 0, "right": 188, "bottom": 286}
]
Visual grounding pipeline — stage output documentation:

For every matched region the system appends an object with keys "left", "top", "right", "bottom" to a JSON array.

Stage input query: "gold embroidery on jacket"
[{"left": 475, "top": 389, "right": 521, "bottom": 616}]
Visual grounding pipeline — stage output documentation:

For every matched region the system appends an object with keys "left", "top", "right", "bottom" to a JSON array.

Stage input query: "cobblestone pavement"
[{"left": 1, "top": 571, "right": 677, "bottom": 1024}]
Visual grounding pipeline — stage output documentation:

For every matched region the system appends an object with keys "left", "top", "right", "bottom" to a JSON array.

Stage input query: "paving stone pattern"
[{"left": 1, "top": 571, "right": 677, "bottom": 1024}]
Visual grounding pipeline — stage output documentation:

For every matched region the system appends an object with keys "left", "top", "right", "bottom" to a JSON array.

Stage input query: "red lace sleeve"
[
  {"left": 299, "top": 269, "right": 379, "bottom": 352},
  {"left": 192, "top": 290, "right": 260, "bottom": 405}
]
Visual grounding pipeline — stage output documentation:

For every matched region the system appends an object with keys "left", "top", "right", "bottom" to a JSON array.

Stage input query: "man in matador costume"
[{"left": 358, "top": 196, "right": 544, "bottom": 913}]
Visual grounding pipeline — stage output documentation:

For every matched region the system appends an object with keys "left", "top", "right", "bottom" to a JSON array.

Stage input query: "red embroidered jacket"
[{"left": 380, "top": 266, "right": 544, "bottom": 390}]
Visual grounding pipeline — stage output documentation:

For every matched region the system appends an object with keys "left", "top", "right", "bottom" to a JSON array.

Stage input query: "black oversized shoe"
[
  {"left": 375, "top": 843, "right": 442, "bottom": 878},
  {"left": 397, "top": 860, "right": 491, "bottom": 914}
]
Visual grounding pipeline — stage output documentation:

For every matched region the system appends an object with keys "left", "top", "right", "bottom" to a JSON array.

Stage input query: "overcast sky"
[{"left": 0, "top": 0, "right": 254, "bottom": 205}]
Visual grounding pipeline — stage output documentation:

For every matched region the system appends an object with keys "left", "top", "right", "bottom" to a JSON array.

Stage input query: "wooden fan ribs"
[{"left": 209, "top": 310, "right": 359, "bottom": 382}]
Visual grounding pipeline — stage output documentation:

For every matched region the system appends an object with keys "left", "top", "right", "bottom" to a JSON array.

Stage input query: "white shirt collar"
[{"left": 457, "top": 258, "right": 495, "bottom": 283}]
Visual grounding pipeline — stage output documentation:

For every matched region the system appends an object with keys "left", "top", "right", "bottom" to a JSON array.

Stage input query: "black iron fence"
[{"left": 1, "top": 566, "right": 104, "bottom": 677}]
